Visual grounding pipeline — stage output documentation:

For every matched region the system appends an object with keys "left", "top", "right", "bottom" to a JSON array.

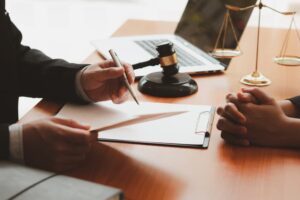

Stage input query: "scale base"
[
  {"left": 138, "top": 72, "right": 198, "bottom": 97},
  {"left": 240, "top": 71, "right": 271, "bottom": 86}
]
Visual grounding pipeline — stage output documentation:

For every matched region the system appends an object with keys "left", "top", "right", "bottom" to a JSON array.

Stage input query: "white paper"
[{"left": 57, "top": 101, "right": 213, "bottom": 147}]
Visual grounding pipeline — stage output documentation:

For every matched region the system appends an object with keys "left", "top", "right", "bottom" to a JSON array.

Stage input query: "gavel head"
[{"left": 156, "top": 42, "right": 179, "bottom": 76}]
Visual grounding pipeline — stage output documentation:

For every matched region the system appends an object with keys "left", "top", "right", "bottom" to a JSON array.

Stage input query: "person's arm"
[
  {"left": 217, "top": 88, "right": 300, "bottom": 148},
  {"left": 0, "top": 123, "right": 25, "bottom": 162},
  {"left": 17, "top": 45, "right": 88, "bottom": 102},
  {"left": 7, "top": 17, "right": 87, "bottom": 102},
  {"left": 282, "top": 117, "right": 300, "bottom": 148},
  {"left": 287, "top": 96, "right": 300, "bottom": 118}
]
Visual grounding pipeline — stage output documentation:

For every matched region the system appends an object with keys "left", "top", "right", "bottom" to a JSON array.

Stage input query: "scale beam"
[
  {"left": 263, "top": 5, "right": 296, "bottom": 16},
  {"left": 214, "top": 1, "right": 300, "bottom": 85},
  {"left": 225, "top": 4, "right": 257, "bottom": 12},
  {"left": 224, "top": 1, "right": 300, "bottom": 86}
]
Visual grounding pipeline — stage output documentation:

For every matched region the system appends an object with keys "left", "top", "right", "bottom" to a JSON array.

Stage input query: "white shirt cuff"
[
  {"left": 9, "top": 124, "right": 24, "bottom": 164},
  {"left": 75, "top": 66, "right": 93, "bottom": 103}
]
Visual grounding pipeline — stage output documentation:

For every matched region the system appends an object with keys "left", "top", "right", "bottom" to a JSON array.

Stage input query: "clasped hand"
[
  {"left": 23, "top": 61, "right": 135, "bottom": 172},
  {"left": 216, "top": 88, "right": 300, "bottom": 148}
]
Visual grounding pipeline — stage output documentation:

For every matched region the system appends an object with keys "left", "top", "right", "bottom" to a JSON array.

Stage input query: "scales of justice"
[{"left": 211, "top": 0, "right": 300, "bottom": 86}]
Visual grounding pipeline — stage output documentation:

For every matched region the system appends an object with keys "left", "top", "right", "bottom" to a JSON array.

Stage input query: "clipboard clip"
[{"left": 194, "top": 108, "right": 216, "bottom": 148}]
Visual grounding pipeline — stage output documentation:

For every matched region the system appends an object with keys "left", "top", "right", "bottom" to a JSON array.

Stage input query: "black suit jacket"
[{"left": 0, "top": 2, "right": 87, "bottom": 159}]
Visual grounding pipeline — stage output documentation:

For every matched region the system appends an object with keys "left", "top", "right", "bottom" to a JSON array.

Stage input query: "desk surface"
[{"left": 21, "top": 19, "right": 300, "bottom": 200}]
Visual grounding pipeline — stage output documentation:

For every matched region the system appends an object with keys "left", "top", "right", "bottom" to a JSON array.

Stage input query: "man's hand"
[
  {"left": 23, "top": 117, "right": 97, "bottom": 172},
  {"left": 80, "top": 60, "right": 135, "bottom": 104}
]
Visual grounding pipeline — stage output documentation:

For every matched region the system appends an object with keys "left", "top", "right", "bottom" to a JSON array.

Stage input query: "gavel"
[
  {"left": 133, "top": 41, "right": 198, "bottom": 97},
  {"left": 132, "top": 42, "right": 179, "bottom": 76}
]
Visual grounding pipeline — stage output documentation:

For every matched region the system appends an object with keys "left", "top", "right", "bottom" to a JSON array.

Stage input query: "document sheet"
[{"left": 57, "top": 101, "right": 214, "bottom": 147}]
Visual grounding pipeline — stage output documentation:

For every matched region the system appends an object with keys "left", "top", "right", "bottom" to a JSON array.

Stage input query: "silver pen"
[{"left": 109, "top": 49, "right": 140, "bottom": 105}]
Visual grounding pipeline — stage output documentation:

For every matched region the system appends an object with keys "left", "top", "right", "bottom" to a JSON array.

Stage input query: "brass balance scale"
[{"left": 210, "top": 0, "right": 300, "bottom": 86}]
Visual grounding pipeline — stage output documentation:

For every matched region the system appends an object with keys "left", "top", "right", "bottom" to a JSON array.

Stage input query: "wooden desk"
[{"left": 21, "top": 20, "right": 300, "bottom": 200}]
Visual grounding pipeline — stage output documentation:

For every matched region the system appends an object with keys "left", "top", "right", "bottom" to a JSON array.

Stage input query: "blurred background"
[{"left": 6, "top": 0, "right": 300, "bottom": 118}]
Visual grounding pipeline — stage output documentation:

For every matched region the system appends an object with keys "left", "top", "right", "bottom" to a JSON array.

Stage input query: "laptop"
[{"left": 91, "top": 0, "right": 256, "bottom": 78}]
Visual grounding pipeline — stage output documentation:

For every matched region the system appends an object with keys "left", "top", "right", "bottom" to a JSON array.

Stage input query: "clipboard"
[
  {"left": 195, "top": 109, "right": 215, "bottom": 148},
  {"left": 57, "top": 101, "right": 215, "bottom": 149}
]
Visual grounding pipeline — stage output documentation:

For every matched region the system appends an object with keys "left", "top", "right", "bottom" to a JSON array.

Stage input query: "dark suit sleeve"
[
  {"left": 288, "top": 96, "right": 300, "bottom": 110},
  {"left": 17, "top": 45, "right": 88, "bottom": 102},
  {"left": 0, "top": 124, "right": 9, "bottom": 159},
  {"left": 10, "top": 17, "right": 88, "bottom": 102}
]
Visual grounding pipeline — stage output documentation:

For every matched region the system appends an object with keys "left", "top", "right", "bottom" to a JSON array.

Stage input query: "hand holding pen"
[
  {"left": 79, "top": 60, "right": 136, "bottom": 104},
  {"left": 109, "top": 49, "right": 140, "bottom": 105}
]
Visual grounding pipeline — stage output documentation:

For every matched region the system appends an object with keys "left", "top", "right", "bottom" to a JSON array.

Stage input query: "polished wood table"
[{"left": 21, "top": 20, "right": 300, "bottom": 200}]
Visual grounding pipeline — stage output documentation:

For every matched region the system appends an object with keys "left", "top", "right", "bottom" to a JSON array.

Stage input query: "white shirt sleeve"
[
  {"left": 9, "top": 124, "right": 24, "bottom": 164},
  {"left": 8, "top": 66, "right": 92, "bottom": 164},
  {"left": 75, "top": 66, "right": 93, "bottom": 103}
]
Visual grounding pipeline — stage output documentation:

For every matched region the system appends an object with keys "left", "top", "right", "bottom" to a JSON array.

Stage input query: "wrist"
[
  {"left": 279, "top": 100, "right": 300, "bottom": 118},
  {"left": 75, "top": 65, "right": 93, "bottom": 103},
  {"left": 282, "top": 117, "right": 300, "bottom": 148}
]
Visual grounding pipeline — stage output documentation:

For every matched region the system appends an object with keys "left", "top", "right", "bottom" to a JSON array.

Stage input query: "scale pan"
[
  {"left": 210, "top": 49, "right": 242, "bottom": 59},
  {"left": 274, "top": 56, "right": 300, "bottom": 66}
]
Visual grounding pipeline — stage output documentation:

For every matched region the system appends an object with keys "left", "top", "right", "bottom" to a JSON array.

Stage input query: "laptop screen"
[{"left": 175, "top": 0, "right": 257, "bottom": 66}]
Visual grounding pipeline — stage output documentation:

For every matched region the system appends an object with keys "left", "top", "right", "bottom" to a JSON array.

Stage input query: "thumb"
[
  {"left": 93, "top": 67, "right": 124, "bottom": 82},
  {"left": 237, "top": 92, "right": 258, "bottom": 104},
  {"left": 241, "top": 88, "right": 274, "bottom": 104}
]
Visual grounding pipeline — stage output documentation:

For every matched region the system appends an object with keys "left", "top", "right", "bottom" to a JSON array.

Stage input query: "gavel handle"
[{"left": 132, "top": 58, "right": 160, "bottom": 70}]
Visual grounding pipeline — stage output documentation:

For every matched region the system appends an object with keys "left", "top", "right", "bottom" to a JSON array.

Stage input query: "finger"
[
  {"left": 54, "top": 123, "right": 97, "bottom": 145},
  {"left": 111, "top": 88, "right": 129, "bottom": 104},
  {"left": 118, "top": 85, "right": 129, "bottom": 99},
  {"left": 225, "top": 93, "right": 244, "bottom": 110},
  {"left": 123, "top": 63, "right": 135, "bottom": 84},
  {"left": 221, "top": 132, "right": 250, "bottom": 146},
  {"left": 226, "top": 93, "right": 239, "bottom": 104},
  {"left": 224, "top": 102, "right": 246, "bottom": 124},
  {"left": 99, "top": 60, "right": 135, "bottom": 83},
  {"left": 110, "top": 79, "right": 123, "bottom": 102},
  {"left": 237, "top": 91, "right": 258, "bottom": 104},
  {"left": 216, "top": 117, "right": 247, "bottom": 137},
  {"left": 216, "top": 106, "right": 225, "bottom": 116},
  {"left": 226, "top": 92, "right": 258, "bottom": 106},
  {"left": 241, "top": 88, "right": 274, "bottom": 104},
  {"left": 110, "top": 77, "right": 129, "bottom": 104},
  {"left": 51, "top": 118, "right": 90, "bottom": 130},
  {"left": 93, "top": 67, "right": 125, "bottom": 82},
  {"left": 96, "top": 60, "right": 116, "bottom": 69},
  {"left": 217, "top": 105, "right": 246, "bottom": 124}
]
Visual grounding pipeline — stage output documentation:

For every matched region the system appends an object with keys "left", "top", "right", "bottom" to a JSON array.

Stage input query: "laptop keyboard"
[{"left": 134, "top": 40, "right": 204, "bottom": 67}]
